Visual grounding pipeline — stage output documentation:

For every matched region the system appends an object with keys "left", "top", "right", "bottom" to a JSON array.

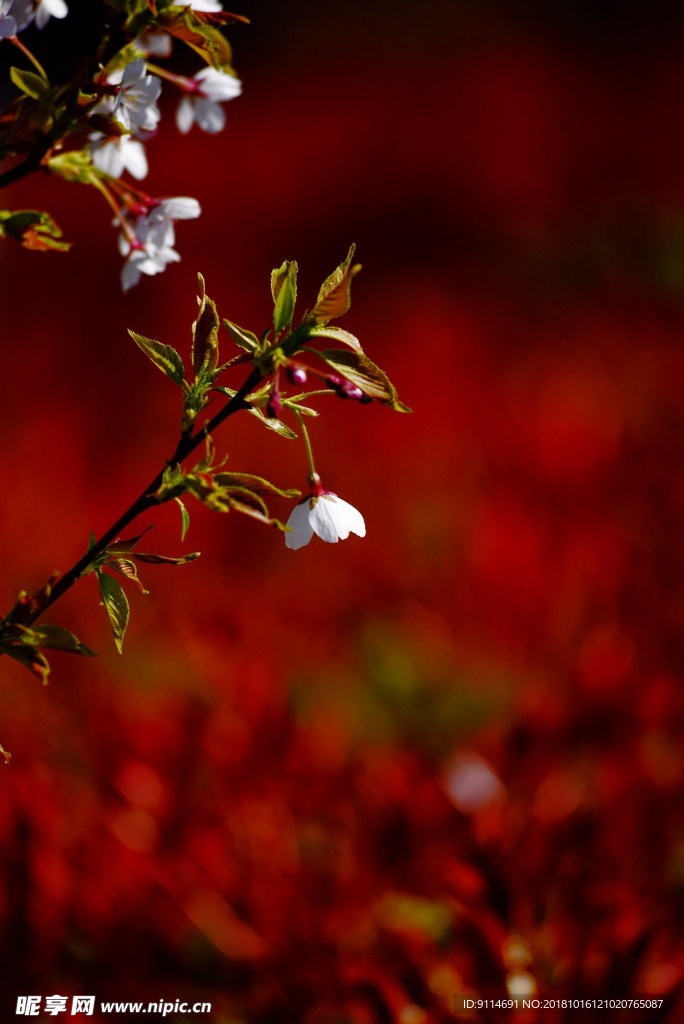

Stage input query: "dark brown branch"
[
  {"left": 23, "top": 366, "right": 263, "bottom": 624},
  {"left": 0, "top": 151, "right": 46, "bottom": 192}
]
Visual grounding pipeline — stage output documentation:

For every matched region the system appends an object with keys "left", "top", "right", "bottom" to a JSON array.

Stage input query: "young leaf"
[
  {"left": 271, "top": 259, "right": 298, "bottom": 334},
  {"left": 309, "top": 245, "right": 361, "bottom": 324},
  {"left": 98, "top": 572, "right": 130, "bottom": 654},
  {"left": 175, "top": 497, "right": 190, "bottom": 541},
  {"left": 4, "top": 644, "right": 51, "bottom": 684},
  {"left": 128, "top": 330, "right": 185, "bottom": 386},
  {"left": 319, "top": 348, "right": 412, "bottom": 412},
  {"left": 10, "top": 67, "right": 49, "bottom": 101},
  {"left": 192, "top": 273, "right": 220, "bottom": 376},
  {"left": 109, "top": 559, "right": 149, "bottom": 594},
  {"left": 308, "top": 325, "right": 362, "bottom": 352},
  {"left": 131, "top": 551, "right": 201, "bottom": 565},
  {"left": 0, "top": 742, "right": 11, "bottom": 765},
  {"left": 15, "top": 624, "right": 97, "bottom": 656},
  {"left": 0, "top": 209, "right": 70, "bottom": 252},
  {"left": 213, "top": 472, "right": 300, "bottom": 499},
  {"left": 223, "top": 319, "right": 260, "bottom": 353}
]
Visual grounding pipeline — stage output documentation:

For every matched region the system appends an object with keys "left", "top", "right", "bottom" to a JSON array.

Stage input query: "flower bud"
[
  {"left": 266, "top": 391, "right": 282, "bottom": 419},
  {"left": 286, "top": 365, "right": 308, "bottom": 386},
  {"left": 338, "top": 381, "right": 364, "bottom": 401},
  {"left": 326, "top": 374, "right": 343, "bottom": 390}
]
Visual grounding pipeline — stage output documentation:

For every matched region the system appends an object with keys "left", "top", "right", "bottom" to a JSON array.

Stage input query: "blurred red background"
[{"left": 1, "top": 1, "right": 684, "bottom": 1020}]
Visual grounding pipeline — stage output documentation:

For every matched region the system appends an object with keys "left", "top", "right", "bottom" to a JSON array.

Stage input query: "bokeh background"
[{"left": 2, "top": 0, "right": 684, "bottom": 1020}]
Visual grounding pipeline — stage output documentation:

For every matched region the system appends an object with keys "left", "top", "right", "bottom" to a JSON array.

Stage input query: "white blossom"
[
  {"left": 176, "top": 67, "right": 242, "bottom": 134},
  {"left": 0, "top": 0, "right": 17, "bottom": 37},
  {"left": 135, "top": 28, "right": 172, "bottom": 58},
  {"left": 89, "top": 134, "right": 149, "bottom": 179},
  {"left": 175, "top": 0, "right": 223, "bottom": 10},
  {"left": 33, "top": 0, "right": 67, "bottom": 29},
  {"left": 285, "top": 492, "right": 366, "bottom": 550},
  {"left": 95, "top": 58, "right": 161, "bottom": 134},
  {"left": 118, "top": 197, "right": 200, "bottom": 291}
]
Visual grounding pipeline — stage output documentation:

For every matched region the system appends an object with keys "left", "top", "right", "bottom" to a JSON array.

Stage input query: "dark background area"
[{"left": 1, "top": 2, "right": 684, "bottom": 1021}]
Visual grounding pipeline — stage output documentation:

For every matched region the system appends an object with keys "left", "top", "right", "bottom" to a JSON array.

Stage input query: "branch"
[
  {"left": 0, "top": 151, "right": 46, "bottom": 192},
  {"left": 21, "top": 366, "right": 263, "bottom": 626}
]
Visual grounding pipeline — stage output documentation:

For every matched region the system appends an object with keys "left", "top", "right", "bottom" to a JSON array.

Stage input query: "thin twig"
[{"left": 23, "top": 366, "right": 263, "bottom": 624}]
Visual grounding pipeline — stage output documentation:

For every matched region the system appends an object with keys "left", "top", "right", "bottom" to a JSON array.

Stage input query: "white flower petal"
[
  {"left": 195, "top": 98, "right": 225, "bottom": 134},
  {"left": 121, "top": 253, "right": 144, "bottom": 292},
  {"left": 155, "top": 197, "right": 201, "bottom": 220},
  {"left": 285, "top": 503, "right": 314, "bottom": 550},
  {"left": 326, "top": 494, "right": 366, "bottom": 539},
  {"left": 175, "top": 97, "right": 195, "bottom": 135},
  {"left": 122, "top": 139, "right": 148, "bottom": 179},
  {"left": 309, "top": 498, "right": 340, "bottom": 544},
  {"left": 90, "top": 138, "right": 124, "bottom": 178},
  {"left": 195, "top": 67, "right": 242, "bottom": 101}
]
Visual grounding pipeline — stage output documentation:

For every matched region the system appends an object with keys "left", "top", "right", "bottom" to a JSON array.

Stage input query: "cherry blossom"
[
  {"left": 176, "top": 0, "right": 223, "bottom": 10},
  {"left": 285, "top": 492, "right": 366, "bottom": 550},
  {"left": 95, "top": 58, "right": 161, "bottom": 134},
  {"left": 118, "top": 196, "right": 201, "bottom": 291},
  {"left": 176, "top": 67, "right": 242, "bottom": 134},
  {"left": 89, "top": 134, "right": 149, "bottom": 180},
  {"left": 33, "top": 0, "right": 67, "bottom": 29},
  {"left": 0, "top": 0, "right": 17, "bottom": 37}
]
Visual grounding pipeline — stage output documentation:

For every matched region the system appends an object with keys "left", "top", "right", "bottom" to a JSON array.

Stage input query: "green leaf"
[
  {"left": 223, "top": 319, "right": 260, "bottom": 353},
  {"left": 47, "top": 151, "right": 95, "bottom": 184},
  {"left": 107, "top": 525, "right": 153, "bottom": 555},
  {"left": 213, "top": 472, "right": 300, "bottom": 499},
  {"left": 158, "top": 7, "right": 236, "bottom": 68},
  {"left": 309, "top": 245, "right": 361, "bottom": 324},
  {"left": 98, "top": 572, "right": 130, "bottom": 654},
  {"left": 248, "top": 408, "right": 297, "bottom": 438},
  {"left": 308, "top": 325, "right": 362, "bottom": 352},
  {"left": 319, "top": 348, "right": 412, "bottom": 412},
  {"left": 131, "top": 551, "right": 201, "bottom": 565},
  {"left": 0, "top": 209, "right": 70, "bottom": 252},
  {"left": 192, "top": 273, "right": 220, "bottom": 376},
  {"left": 271, "top": 259, "right": 298, "bottom": 334},
  {"left": 128, "top": 330, "right": 185, "bottom": 386},
  {"left": 175, "top": 497, "right": 190, "bottom": 541},
  {"left": 15, "top": 624, "right": 97, "bottom": 656},
  {"left": 10, "top": 67, "right": 49, "bottom": 101},
  {"left": 109, "top": 559, "right": 149, "bottom": 594},
  {"left": 4, "top": 644, "right": 51, "bottom": 684}
]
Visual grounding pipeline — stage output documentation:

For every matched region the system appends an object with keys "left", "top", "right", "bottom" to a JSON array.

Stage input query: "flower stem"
[
  {"left": 10, "top": 35, "right": 48, "bottom": 80},
  {"left": 20, "top": 366, "right": 263, "bottom": 625},
  {"left": 292, "top": 409, "right": 320, "bottom": 489}
]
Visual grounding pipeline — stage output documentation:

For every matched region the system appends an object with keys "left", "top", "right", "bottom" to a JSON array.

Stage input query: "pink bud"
[
  {"left": 286, "top": 365, "right": 308, "bottom": 386},
  {"left": 338, "top": 381, "right": 364, "bottom": 401},
  {"left": 266, "top": 392, "right": 282, "bottom": 419},
  {"left": 326, "top": 374, "right": 343, "bottom": 390}
]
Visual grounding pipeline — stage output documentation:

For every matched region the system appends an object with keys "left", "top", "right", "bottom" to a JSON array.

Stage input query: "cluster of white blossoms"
[
  {"left": 0, "top": 0, "right": 67, "bottom": 37},
  {"left": 118, "top": 196, "right": 201, "bottom": 292},
  {"left": 77, "top": 8, "right": 241, "bottom": 287},
  {"left": 0, "top": 0, "right": 241, "bottom": 288}
]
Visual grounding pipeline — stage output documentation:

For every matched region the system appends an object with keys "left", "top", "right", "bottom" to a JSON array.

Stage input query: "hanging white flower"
[
  {"left": 93, "top": 58, "right": 161, "bottom": 134},
  {"left": 176, "top": 67, "right": 242, "bottom": 134},
  {"left": 175, "top": 0, "right": 223, "bottom": 10},
  {"left": 117, "top": 197, "right": 201, "bottom": 291},
  {"left": 0, "top": 0, "right": 17, "bottom": 37},
  {"left": 34, "top": 0, "right": 68, "bottom": 30},
  {"left": 285, "top": 492, "right": 366, "bottom": 550},
  {"left": 89, "top": 134, "right": 149, "bottom": 180}
]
